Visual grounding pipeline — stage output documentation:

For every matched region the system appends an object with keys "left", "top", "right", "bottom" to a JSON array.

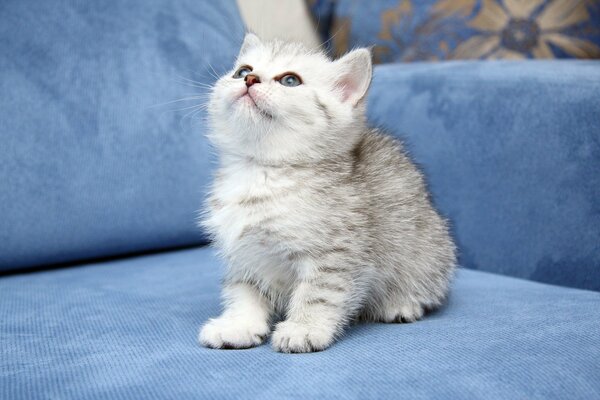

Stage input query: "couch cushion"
[
  {"left": 368, "top": 60, "right": 600, "bottom": 291},
  {"left": 1, "top": 247, "right": 599, "bottom": 399},
  {"left": 0, "top": 0, "right": 244, "bottom": 272}
]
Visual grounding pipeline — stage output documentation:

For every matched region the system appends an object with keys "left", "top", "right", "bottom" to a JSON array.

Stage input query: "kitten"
[{"left": 199, "top": 33, "right": 456, "bottom": 353}]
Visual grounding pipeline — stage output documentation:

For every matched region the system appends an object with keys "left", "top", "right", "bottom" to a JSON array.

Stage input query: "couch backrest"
[
  {"left": 0, "top": 0, "right": 244, "bottom": 272},
  {"left": 368, "top": 60, "right": 600, "bottom": 291}
]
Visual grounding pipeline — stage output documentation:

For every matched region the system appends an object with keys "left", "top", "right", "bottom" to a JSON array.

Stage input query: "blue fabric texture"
[
  {"left": 1, "top": 247, "right": 599, "bottom": 399},
  {"left": 0, "top": 0, "right": 244, "bottom": 272},
  {"left": 367, "top": 60, "right": 600, "bottom": 291},
  {"left": 313, "top": 0, "right": 600, "bottom": 62}
]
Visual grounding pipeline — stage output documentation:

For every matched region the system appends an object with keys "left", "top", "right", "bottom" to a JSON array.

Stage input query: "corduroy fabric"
[{"left": 1, "top": 247, "right": 599, "bottom": 399}]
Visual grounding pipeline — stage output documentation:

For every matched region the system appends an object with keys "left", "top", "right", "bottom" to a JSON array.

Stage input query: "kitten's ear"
[
  {"left": 333, "top": 48, "right": 373, "bottom": 106},
  {"left": 239, "top": 32, "right": 261, "bottom": 55}
]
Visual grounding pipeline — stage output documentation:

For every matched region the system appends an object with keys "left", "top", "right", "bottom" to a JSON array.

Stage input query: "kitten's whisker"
[
  {"left": 176, "top": 104, "right": 208, "bottom": 112},
  {"left": 190, "top": 108, "right": 208, "bottom": 122},
  {"left": 159, "top": 101, "right": 207, "bottom": 117},
  {"left": 176, "top": 82, "right": 212, "bottom": 90},
  {"left": 173, "top": 79, "right": 214, "bottom": 90},
  {"left": 207, "top": 62, "right": 223, "bottom": 80},
  {"left": 203, "top": 64, "right": 221, "bottom": 81},
  {"left": 320, "top": 19, "right": 348, "bottom": 55},
  {"left": 147, "top": 96, "right": 207, "bottom": 109},
  {"left": 173, "top": 74, "right": 216, "bottom": 89},
  {"left": 179, "top": 102, "right": 209, "bottom": 120}
]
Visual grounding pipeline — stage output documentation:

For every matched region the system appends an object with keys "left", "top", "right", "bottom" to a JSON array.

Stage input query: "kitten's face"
[{"left": 208, "top": 34, "right": 372, "bottom": 165}]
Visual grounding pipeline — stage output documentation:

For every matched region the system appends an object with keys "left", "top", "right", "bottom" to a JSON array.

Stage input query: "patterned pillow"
[{"left": 308, "top": 0, "right": 600, "bottom": 63}]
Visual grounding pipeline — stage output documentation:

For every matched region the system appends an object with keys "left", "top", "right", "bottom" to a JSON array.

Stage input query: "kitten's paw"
[
  {"left": 271, "top": 321, "right": 335, "bottom": 353},
  {"left": 383, "top": 302, "right": 424, "bottom": 323},
  {"left": 199, "top": 317, "right": 270, "bottom": 349}
]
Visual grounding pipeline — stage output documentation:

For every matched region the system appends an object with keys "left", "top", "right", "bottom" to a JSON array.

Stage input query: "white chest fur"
[{"left": 203, "top": 161, "right": 310, "bottom": 292}]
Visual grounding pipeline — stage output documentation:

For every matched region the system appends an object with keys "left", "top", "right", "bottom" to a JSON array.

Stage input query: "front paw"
[
  {"left": 199, "top": 317, "right": 270, "bottom": 349},
  {"left": 271, "top": 320, "right": 336, "bottom": 353}
]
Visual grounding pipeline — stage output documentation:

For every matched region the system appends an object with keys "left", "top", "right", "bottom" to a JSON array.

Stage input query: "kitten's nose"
[{"left": 245, "top": 74, "right": 260, "bottom": 87}]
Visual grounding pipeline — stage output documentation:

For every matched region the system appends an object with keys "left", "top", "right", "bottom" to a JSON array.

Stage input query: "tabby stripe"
[
  {"left": 306, "top": 297, "right": 336, "bottom": 307},
  {"left": 319, "top": 266, "right": 348, "bottom": 274},
  {"left": 314, "top": 94, "right": 332, "bottom": 122},
  {"left": 319, "top": 247, "right": 352, "bottom": 257},
  {"left": 315, "top": 282, "right": 346, "bottom": 293},
  {"left": 238, "top": 196, "right": 273, "bottom": 206}
]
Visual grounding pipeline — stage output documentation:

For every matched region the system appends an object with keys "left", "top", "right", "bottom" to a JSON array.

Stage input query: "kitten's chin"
[{"left": 235, "top": 94, "right": 273, "bottom": 120}]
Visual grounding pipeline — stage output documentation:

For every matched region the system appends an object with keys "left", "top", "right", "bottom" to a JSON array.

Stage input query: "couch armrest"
[{"left": 367, "top": 60, "right": 600, "bottom": 291}]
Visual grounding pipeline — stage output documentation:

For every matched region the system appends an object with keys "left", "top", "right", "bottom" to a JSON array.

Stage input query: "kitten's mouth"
[
  {"left": 240, "top": 92, "right": 257, "bottom": 106},
  {"left": 237, "top": 92, "right": 273, "bottom": 120}
]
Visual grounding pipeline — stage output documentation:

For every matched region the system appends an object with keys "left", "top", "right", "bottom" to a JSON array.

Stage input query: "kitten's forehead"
[{"left": 238, "top": 40, "right": 330, "bottom": 76}]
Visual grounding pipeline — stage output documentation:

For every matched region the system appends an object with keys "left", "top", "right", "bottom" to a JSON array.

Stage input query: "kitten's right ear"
[
  {"left": 239, "top": 33, "right": 261, "bottom": 55},
  {"left": 333, "top": 48, "right": 373, "bottom": 106}
]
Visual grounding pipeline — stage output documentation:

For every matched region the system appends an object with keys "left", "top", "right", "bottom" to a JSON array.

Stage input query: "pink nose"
[{"left": 245, "top": 74, "right": 260, "bottom": 87}]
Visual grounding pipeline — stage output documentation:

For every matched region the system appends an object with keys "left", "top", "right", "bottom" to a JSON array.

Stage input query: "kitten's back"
[{"left": 354, "top": 129, "right": 456, "bottom": 313}]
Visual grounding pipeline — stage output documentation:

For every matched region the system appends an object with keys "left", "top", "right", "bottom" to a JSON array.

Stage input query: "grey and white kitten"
[{"left": 199, "top": 33, "right": 456, "bottom": 353}]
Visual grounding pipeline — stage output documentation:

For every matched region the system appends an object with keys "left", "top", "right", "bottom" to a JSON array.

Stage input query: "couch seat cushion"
[{"left": 1, "top": 247, "right": 599, "bottom": 399}]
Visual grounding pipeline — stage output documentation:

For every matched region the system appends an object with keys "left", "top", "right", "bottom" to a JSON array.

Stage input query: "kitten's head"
[{"left": 208, "top": 33, "right": 372, "bottom": 165}]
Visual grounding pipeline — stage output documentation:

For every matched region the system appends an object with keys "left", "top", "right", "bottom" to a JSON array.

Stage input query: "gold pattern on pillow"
[
  {"left": 453, "top": 0, "right": 600, "bottom": 59},
  {"left": 433, "top": 0, "right": 477, "bottom": 17},
  {"left": 374, "top": 0, "right": 413, "bottom": 62},
  {"left": 361, "top": 0, "right": 600, "bottom": 62},
  {"left": 331, "top": 16, "right": 351, "bottom": 58}
]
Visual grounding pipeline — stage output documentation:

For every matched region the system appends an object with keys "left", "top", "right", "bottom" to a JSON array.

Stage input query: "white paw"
[
  {"left": 199, "top": 317, "right": 270, "bottom": 349},
  {"left": 271, "top": 320, "right": 335, "bottom": 353},
  {"left": 382, "top": 302, "right": 424, "bottom": 323}
]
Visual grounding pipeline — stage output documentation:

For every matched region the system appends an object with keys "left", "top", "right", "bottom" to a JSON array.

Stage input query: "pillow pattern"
[{"left": 309, "top": 0, "right": 600, "bottom": 63}]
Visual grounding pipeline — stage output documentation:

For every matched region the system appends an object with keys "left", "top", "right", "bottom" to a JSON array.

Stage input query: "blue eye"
[
  {"left": 233, "top": 66, "right": 252, "bottom": 79},
  {"left": 279, "top": 73, "right": 302, "bottom": 87}
]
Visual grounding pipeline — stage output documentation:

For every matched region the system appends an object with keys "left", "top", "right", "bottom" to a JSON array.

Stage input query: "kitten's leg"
[
  {"left": 363, "top": 282, "right": 437, "bottom": 323},
  {"left": 377, "top": 295, "right": 425, "bottom": 323},
  {"left": 272, "top": 260, "right": 359, "bottom": 353},
  {"left": 369, "top": 276, "right": 450, "bottom": 323},
  {"left": 199, "top": 282, "right": 272, "bottom": 349}
]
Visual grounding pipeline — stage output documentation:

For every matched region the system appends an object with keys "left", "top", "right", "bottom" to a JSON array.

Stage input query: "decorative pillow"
[{"left": 309, "top": 0, "right": 600, "bottom": 63}]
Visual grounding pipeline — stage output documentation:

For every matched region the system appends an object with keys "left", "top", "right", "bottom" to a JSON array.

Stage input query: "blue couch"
[{"left": 1, "top": 1, "right": 599, "bottom": 399}]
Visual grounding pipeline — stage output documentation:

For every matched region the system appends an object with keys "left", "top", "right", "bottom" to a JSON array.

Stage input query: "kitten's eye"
[
  {"left": 233, "top": 66, "right": 252, "bottom": 79},
  {"left": 279, "top": 73, "right": 302, "bottom": 87}
]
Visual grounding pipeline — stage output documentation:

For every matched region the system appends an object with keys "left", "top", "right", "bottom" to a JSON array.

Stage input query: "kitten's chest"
[{"left": 205, "top": 164, "right": 307, "bottom": 255}]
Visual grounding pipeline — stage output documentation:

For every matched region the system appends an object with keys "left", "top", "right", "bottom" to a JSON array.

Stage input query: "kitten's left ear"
[
  {"left": 240, "top": 32, "right": 261, "bottom": 55},
  {"left": 333, "top": 48, "right": 373, "bottom": 106}
]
